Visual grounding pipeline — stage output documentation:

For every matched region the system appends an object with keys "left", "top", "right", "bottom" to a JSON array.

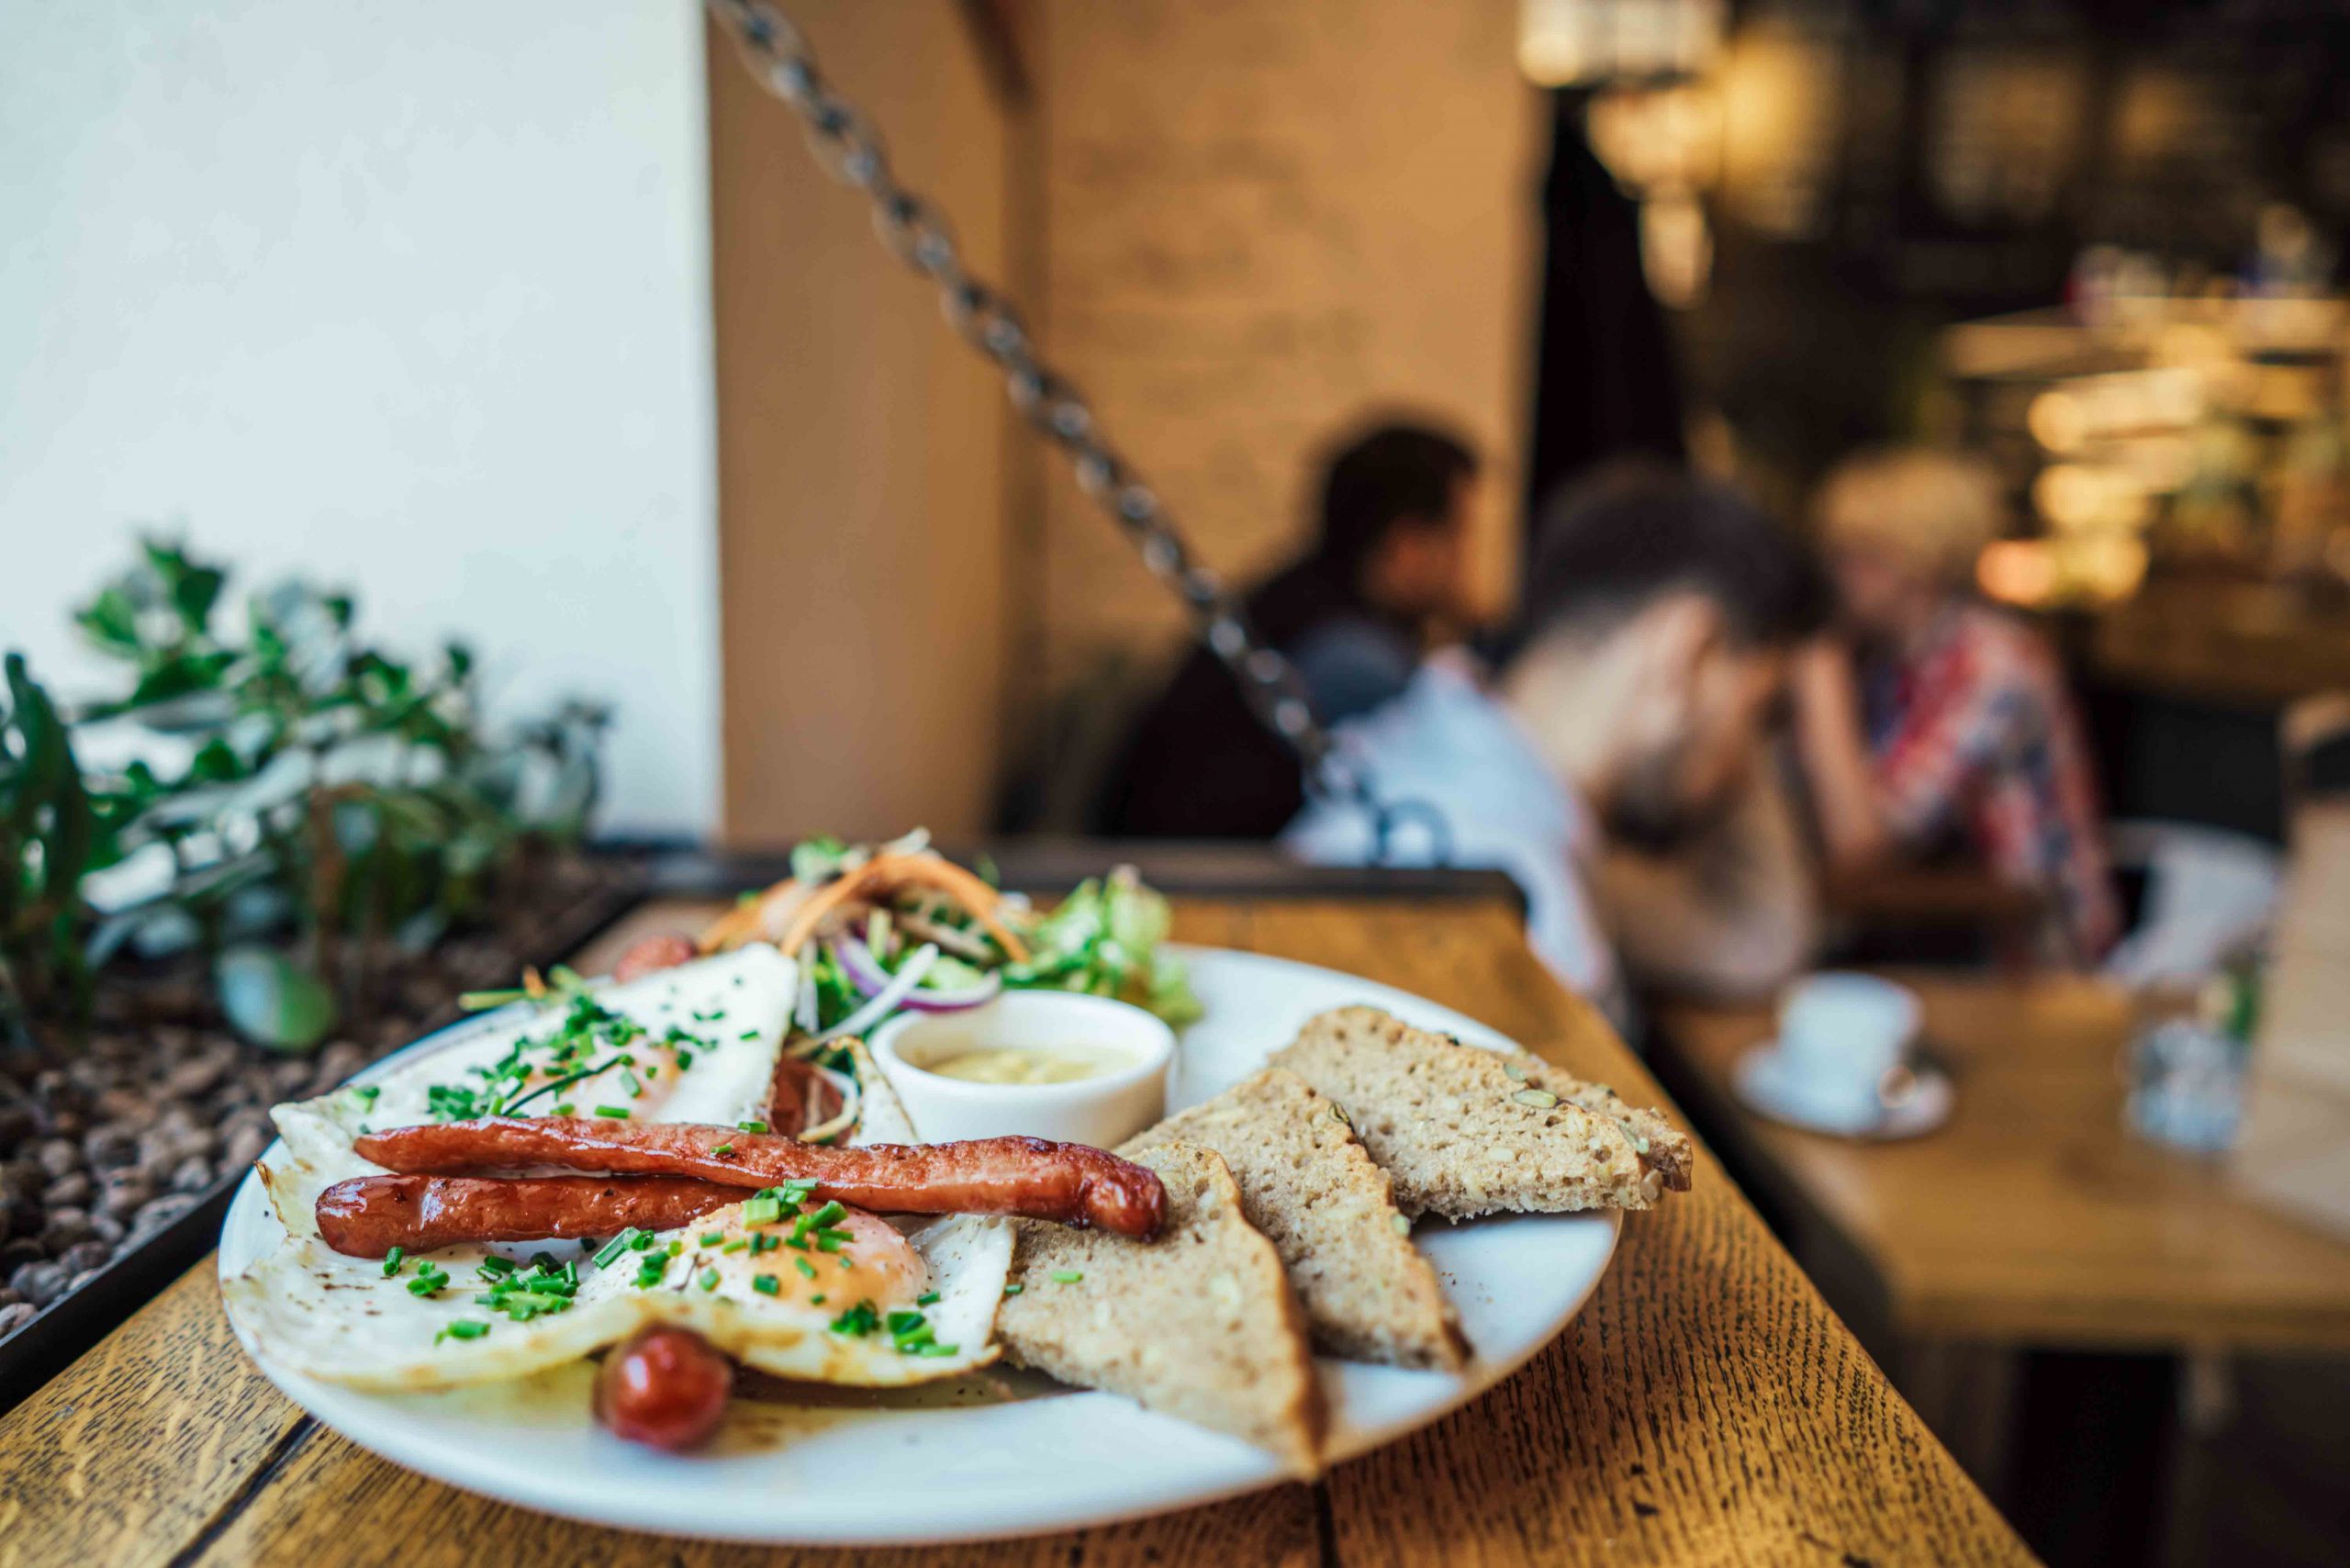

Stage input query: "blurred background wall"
[
  {"left": 705, "top": 0, "right": 1540, "bottom": 841},
  {"left": 0, "top": 1, "right": 721, "bottom": 837},
  {"left": 1022, "top": 0, "right": 1541, "bottom": 808},
  {"left": 706, "top": 2, "right": 1012, "bottom": 846}
]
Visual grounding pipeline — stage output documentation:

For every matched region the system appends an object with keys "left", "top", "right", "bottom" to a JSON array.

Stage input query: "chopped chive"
[
  {"left": 739, "top": 1030, "right": 760, "bottom": 1041},
  {"left": 552, "top": 1103, "right": 575, "bottom": 1116},
  {"left": 594, "top": 1231, "right": 637, "bottom": 1268},
  {"left": 793, "top": 1255, "right": 817, "bottom": 1280},
  {"left": 667, "top": 1239, "right": 685, "bottom": 1258},
  {"left": 699, "top": 1231, "right": 727, "bottom": 1247},
  {"left": 711, "top": 1143, "right": 734, "bottom": 1158},
  {"left": 916, "top": 1290, "right": 940, "bottom": 1305},
  {"left": 699, "top": 1268, "right": 721, "bottom": 1292},
  {"left": 722, "top": 1238, "right": 750, "bottom": 1254},
  {"left": 752, "top": 1274, "right": 781, "bottom": 1296},
  {"left": 836, "top": 1257, "right": 853, "bottom": 1271},
  {"left": 814, "top": 1229, "right": 851, "bottom": 1253},
  {"left": 1002, "top": 1282, "right": 1024, "bottom": 1296},
  {"left": 477, "top": 1256, "right": 516, "bottom": 1281},
  {"left": 743, "top": 1194, "right": 784, "bottom": 1228},
  {"left": 914, "top": 1342, "right": 960, "bottom": 1358},
  {"left": 736, "top": 1119, "right": 769, "bottom": 1134},
  {"left": 634, "top": 1256, "right": 668, "bottom": 1288},
  {"left": 1048, "top": 1270, "right": 1083, "bottom": 1284},
  {"left": 676, "top": 1048, "right": 694, "bottom": 1070},
  {"left": 809, "top": 1294, "right": 826, "bottom": 1305},
  {"left": 434, "top": 1319, "right": 491, "bottom": 1345},
  {"left": 828, "top": 1301, "right": 879, "bottom": 1336},
  {"left": 629, "top": 1231, "right": 655, "bottom": 1251},
  {"left": 592, "top": 1104, "right": 632, "bottom": 1120},
  {"left": 805, "top": 1200, "right": 846, "bottom": 1229},
  {"left": 380, "top": 1246, "right": 406, "bottom": 1277},
  {"left": 350, "top": 1084, "right": 382, "bottom": 1106}
]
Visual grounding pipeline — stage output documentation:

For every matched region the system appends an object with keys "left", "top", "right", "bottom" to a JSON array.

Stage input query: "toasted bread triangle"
[
  {"left": 1124, "top": 1069, "right": 1469, "bottom": 1372},
  {"left": 996, "top": 1141, "right": 1326, "bottom": 1476},
  {"left": 1270, "top": 1006, "right": 1693, "bottom": 1218}
]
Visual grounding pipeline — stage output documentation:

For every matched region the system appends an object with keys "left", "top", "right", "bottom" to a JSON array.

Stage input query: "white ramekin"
[{"left": 868, "top": 991, "right": 1175, "bottom": 1148}]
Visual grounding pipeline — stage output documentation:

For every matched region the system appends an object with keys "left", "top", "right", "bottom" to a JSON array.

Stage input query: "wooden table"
[
  {"left": 1657, "top": 977, "right": 2350, "bottom": 1355},
  {"left": 0, "top": 893, "right": 2028, "bottom": 1567}
]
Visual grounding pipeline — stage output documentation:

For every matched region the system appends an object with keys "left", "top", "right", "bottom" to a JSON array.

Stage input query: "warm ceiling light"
[{"left": 1519, "top": 0, "right": 1726, "bottom": 87}]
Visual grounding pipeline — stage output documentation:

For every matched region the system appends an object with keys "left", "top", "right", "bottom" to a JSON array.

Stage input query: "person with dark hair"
[
  {"left": 1097, "top": 419, "right": 1482, "bottom": 838},
  {"left": 1286, "top": 465, "right": 1831, "bottom": 1019}
]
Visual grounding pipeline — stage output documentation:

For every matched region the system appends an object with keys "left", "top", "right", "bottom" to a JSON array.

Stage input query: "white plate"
[
  {"left": 218, "top": 945, "right": 1622, "bottom": 1545},
  {"left": 1731, "top": 1041, "right": 1955, "bottom": 1140}
]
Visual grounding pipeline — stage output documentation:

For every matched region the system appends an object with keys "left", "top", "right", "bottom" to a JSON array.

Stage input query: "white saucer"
[{"left": 1731, "top": 1042, "right": 1954, "bottom": 1140}]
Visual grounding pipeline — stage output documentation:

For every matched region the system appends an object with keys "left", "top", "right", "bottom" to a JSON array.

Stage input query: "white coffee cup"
[{"left": 1773, "top": 972, "right": 1921, "bottom": 1124}]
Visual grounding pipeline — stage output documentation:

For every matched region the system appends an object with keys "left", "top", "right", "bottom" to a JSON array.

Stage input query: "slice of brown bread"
[
  {"left": 1270, "top": 1006, "right": 1694, "bottom": 1218},
  {"left": 996, "top": 1141, "right": 1326, "bottom": 1476},
  {"left": 1123, "top": 1069, "right": 1469, "bottom": 1372}
]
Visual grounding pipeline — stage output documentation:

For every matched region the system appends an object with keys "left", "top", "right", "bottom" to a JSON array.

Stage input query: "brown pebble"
[
  {"left": 0, "top": 1302, "right": 34, "bottom": 1339},
  {"left": 83, "top": 1126, "right": 139, "bottom": 1170},
  {"left": 34, "top": 1139, "right": 79, "bottom": 1181},
  {"left": 99, "top": 1173, "right": 153, "bottom": 1218},
  {"left": 166, "top": 1056, "right": 227, "bottom": 1098},
  {"left": 169, "top": 1157, "right": 215, "bottom": 1194},
  {"left": 40, "top": 1208, "right": 95, "bottom": 1249},
  {"left": 223, "top": 1124, "right": 272, "bottom": 1171},
  {"left": 8, "top": 1261, "right": 68, "bottom": 1307},
  {"left": 43, "top": 1172, "right": 91, "bottom": 1209},
  {"left": 57, "top": 1240, "right": 110, "bottom": 1276}
]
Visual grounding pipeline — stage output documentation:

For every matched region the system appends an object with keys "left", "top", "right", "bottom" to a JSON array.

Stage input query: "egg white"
[{"left": 223, "top": 946, "right": 1013, "bottom": 1393}]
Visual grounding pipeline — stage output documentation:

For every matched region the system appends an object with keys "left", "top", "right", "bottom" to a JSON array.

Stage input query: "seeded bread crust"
[
  {"left": 1270, "top": 1006, "right": 1693, "bottom": 1218},
  {"left": 1124, "top": 1069, "right": 1469, "bottom": 1372},
  {"left": 996, "top": 1141, "right": 1326, "bottom": 1476}
]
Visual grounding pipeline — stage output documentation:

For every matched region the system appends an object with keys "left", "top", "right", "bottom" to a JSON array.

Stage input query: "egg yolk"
[{"left": 816, "top": 1208, "right": 930, "bottom": 1307}]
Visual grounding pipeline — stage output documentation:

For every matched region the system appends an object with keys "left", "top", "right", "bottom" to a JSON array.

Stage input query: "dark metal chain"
[{"left": 706, "top": 0, "right": 1450, "bottom": 865}]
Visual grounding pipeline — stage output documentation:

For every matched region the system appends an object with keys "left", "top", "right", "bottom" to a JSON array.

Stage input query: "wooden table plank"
[
  {"left": 1242, "top": 903, "right": 2026, "bottom": 1568},
  {"left": 2, "top": 894, "right": 2028, "bottom": 1566},
  {"left": 0, "top": 1263, "right": 307, "bottom": 1568},
  {"left": 1658, "top": 977, "right": 2350, "bottom": 1352}
]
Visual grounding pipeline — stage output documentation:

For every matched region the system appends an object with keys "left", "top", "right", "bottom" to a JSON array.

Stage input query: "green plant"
[
  {"left": 1, "top": 536, "right": 609, "bottom": 1048},
  {"left": 0, "top": 655, "right": 101, "bottom": 1033}
]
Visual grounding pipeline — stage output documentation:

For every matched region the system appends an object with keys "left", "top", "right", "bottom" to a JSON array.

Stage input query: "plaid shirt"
[{"left": 1862, "top": 605, "right": 2121, "bottom": 963}]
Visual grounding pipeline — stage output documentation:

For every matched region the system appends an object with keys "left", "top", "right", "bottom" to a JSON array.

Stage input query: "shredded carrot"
[
  {"left": 699, "top": 852, "right": 1029, "bottom": 963},
  {"left": 775, "top": 853, "right": 1028, "bottom": 963}
]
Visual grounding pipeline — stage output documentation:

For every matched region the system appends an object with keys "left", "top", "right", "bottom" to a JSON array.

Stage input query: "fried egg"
[{"left": 222, "top": 945, "right": 1013, "bottom": 1394}]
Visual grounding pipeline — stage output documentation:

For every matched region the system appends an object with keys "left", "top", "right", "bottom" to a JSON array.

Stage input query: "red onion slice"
[{"left": 834, "top": 935, "right": 1002, "bottom": 1014}]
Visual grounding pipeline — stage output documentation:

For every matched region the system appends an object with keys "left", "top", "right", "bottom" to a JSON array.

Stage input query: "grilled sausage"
[
  {"left": 596, "top": 1325, "right": 733, "bottom": 1451},
  {"left": 314, "top": 1173, "right": 744, "bottom": 1258},
  {"left": 352, "top": 1119, "right": 1167, "bottom": 1238},
  {"left": 611, "top": 933, "right": 699, "bottom": 985}
]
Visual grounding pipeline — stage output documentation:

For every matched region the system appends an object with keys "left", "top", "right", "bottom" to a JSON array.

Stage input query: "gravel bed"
[{"left": 0, "top": 856, "right": 640, "bottom": 1344}]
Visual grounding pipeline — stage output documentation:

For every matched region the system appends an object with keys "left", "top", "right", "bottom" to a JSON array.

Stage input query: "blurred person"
[
  {"left": 1792, "top": 448, "right": 2121, "bottom": 964},
  {"left": 1097, "top": 420, "right": 1480, "bottom": 839},
  {"left": 1285, "top": 466, "right": 1830, "bottom": 1024}
]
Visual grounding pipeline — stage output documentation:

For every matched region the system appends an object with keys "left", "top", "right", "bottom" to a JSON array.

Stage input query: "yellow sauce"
[{"left": 920, "top": 1044, "right": 1127, "bottom": 1085}]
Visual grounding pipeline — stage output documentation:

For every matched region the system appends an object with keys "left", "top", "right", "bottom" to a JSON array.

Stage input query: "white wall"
[{"left": 0, "top": 1, "right": 719, "bottom": 837}]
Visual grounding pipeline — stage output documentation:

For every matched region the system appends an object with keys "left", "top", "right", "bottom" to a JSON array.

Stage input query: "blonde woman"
[{"left": 1792, "top": 449, "right": 2120, "bottom": 963}]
